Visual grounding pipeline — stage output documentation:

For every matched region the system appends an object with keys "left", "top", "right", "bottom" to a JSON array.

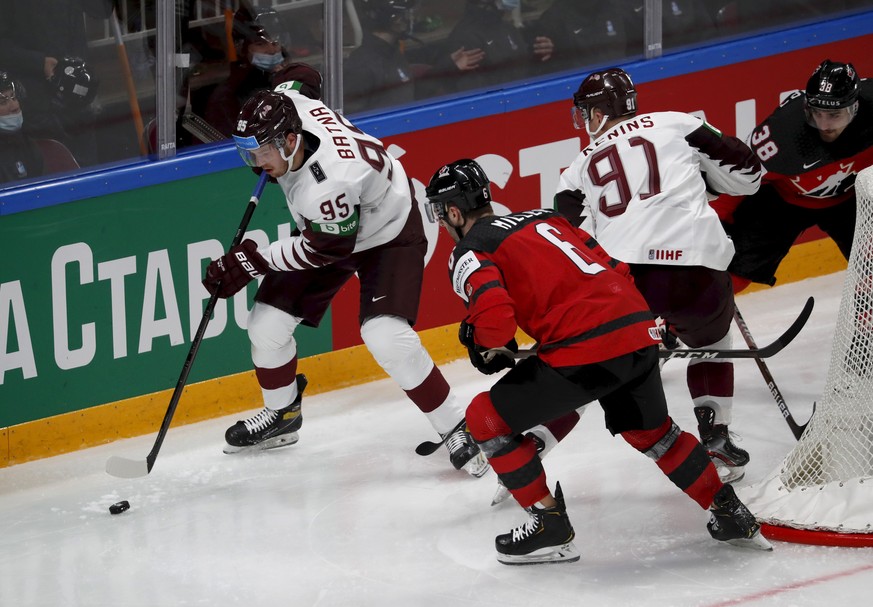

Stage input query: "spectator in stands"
[
  {"left": 419, "top": 0, "right": 554, "bottom": 97},
  {"left": 344, "top": 0, "right": 485, "bottom": 115},
  {"left": 0, "top": 0, "right": 111, "bottom": 167},
  {"left": 0, "top": 71, "right": 43, "bottom": 184},
  {"left": 622, "top": 0, "right": 717, "bottom": 51},
  {"left": 535, "top": 0, "right": 628, "bottom": 75},
  {"left": 204, "top": 6, "right": 323, "bottom": 137},
  {"left": 722, "top": 59, "right": 873, "bottom": 290}
]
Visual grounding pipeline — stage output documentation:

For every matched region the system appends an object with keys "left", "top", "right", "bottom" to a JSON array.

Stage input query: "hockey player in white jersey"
[
  {"left": 201, "top": 84, "right": 488, "bottom": 477},
  {"left": 555, "top": 67, "right": 762, "bottom": 483}
]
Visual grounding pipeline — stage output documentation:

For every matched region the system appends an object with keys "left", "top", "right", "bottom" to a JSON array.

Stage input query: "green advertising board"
[{"left": 0, "top": 168, "right": 331, "bottom": 427}]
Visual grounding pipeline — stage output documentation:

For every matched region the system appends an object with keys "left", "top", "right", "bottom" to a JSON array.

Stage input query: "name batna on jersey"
[{"left": 451, "top": 250, "right": 481, "bottom": 302}]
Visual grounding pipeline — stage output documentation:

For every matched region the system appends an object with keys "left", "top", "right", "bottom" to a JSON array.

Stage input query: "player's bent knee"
[{"left": 466, "top": 392, "right": 514, "bottom": 454}]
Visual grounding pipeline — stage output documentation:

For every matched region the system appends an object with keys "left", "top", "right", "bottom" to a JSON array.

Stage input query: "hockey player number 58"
[
  {"left": 536, "top": 223, "right": 605, "bottom": 275},
  {"left": 587, "top": 136, "right": 662, "bottom": 217}
]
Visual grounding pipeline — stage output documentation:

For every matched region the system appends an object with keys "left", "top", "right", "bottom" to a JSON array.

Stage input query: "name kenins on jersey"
[{"left": 583, "top": 116, "right": 656, "bottom": 156}]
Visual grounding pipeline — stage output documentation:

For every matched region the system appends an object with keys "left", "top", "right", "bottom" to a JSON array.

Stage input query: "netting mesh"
[
  {"left": 740, "top": 167, "right": 873, "bottom": 536},
  {"left": 780, "top": 166, "right": 873, "bottom": 489}
]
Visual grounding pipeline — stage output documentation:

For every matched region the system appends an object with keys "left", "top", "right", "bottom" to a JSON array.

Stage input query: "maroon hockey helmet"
[
  {"left": 233, "top": 89, "right": 302, "bottom": 166},
  {"left": 425, "top": 158, "right": 492, "bottom": 222},
  {"left": 805, "top": 59, "right": 860, "bottom": 110},
  {"left": 572, "top": 67, "right": 637, "bottom": 130}
]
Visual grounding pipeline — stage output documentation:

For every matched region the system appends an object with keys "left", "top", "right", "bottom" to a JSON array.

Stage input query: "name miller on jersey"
[{"left": 490, "top": 208, "right": 551, "bottom": 230}]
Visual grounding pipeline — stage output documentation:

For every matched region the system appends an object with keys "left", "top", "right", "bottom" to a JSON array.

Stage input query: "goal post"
[{"left": 739, "top": 165, "right": 873, "bottom": 546}]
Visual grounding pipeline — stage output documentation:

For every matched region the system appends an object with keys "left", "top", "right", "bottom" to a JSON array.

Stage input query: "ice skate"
[
  {"left": 707, "top": 484, "right": 773, "bottom": 551},
  {"left": 695, "top": 406, "right": 749, "bottom": 483},
  {"left": 496, "top": 482, "right": 580, "bottom": 565},
  {"left": 224, "top": 375, "right": 308, "bottom": 454},
  {"left": 443, "top": 423, "right": 490, "bottom": 477},
  {"left": 492, "top": 433, "right": 546, "bottom": 506}
]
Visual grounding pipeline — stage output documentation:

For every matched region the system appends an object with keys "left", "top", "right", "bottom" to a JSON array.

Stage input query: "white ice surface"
[{"left": 1, "top": 272, "right": 871, "bottom": 606}]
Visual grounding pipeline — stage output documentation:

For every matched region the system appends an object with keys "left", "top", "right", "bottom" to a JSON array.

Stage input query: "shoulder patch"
[
  {"left": 310, "top": 161, "right": 327, "bottom": 183},
  {"left": 451, "top": 250, "right": 481, "bottom": 303}
]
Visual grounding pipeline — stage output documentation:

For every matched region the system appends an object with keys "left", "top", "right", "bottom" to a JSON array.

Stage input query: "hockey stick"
[
  {"left": 733, "top": 304, "right": 810, "bottom": 440},
  {"left": 511, "top": 296, "right": 814, "bottom": 361},
  {"left": 414, "top": 296, "right": 814, "bottom": 456},
  {"left": 180, "top": 112, "right": 227, "bottom": 145},
  {"left": 105, "top": 171, "right": 270, "bottom": 478}
]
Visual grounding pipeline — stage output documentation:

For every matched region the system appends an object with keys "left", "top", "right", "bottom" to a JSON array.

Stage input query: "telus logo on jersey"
[{"left": 648, "top": 248, "right": 684, "bottom": 261}]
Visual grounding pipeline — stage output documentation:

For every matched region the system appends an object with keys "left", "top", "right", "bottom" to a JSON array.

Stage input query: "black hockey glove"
[{"left": 458, "top": 319, "right": 518, "bottom": 375}]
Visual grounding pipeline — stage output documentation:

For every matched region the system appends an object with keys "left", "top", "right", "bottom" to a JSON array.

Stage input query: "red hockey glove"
[
  {"left": 458, "top": 319, "right": 518, "bottom": 375},
  {"left": 202, "top": 239, "right": 270, "bottom": 298}
]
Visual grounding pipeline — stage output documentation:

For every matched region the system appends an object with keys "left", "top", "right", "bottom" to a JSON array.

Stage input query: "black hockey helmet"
[
  {"left": 425, "top": 158, "right": 492, "bottom": 222},
  {"left": 358, "top": 0, "right": 417, "bottom": 35},
  {"left": 50, "top": 57, "right": 97, "bottom": 109},
  {"left": 572, "top": 67, "right": 637, "bottom": 130},
  {"left": 233, "top": 89, "right": 302, "bottom": 166},
  {"left": 805, "top": 59, "right": 860, "bottom": 110},
  {"left": 233, "top": 5, "right": 287, "bottom": 49}
]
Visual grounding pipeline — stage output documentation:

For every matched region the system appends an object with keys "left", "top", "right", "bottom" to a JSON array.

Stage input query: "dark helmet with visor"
[
  {"left": 233, "top": 6, "right": 288, "bottom": 48},
  {"left": 425, "top": 158, "right": 492, "bottom": 223},
  {"left": 233, "top": 90, "right": 302, "bottom": 166},
  {"left": 572, "top": 67, "right": 637, "bottom": 134}
]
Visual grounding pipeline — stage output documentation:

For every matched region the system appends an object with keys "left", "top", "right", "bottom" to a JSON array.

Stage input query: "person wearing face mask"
[
  {"left": 719, "top": 60, "right": 873, "bottom": 291},
  {"left": 0, "top": 72, "right": 44, "bottom": 184},
  {"left": 204, "top": 5, "right": 309, "bottom": 137}
]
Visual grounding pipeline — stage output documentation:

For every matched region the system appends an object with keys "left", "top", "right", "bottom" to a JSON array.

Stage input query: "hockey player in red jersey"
[
  {"left": 200, "top": 88, "right": 489, "bottom": 477},
  {"left": 426, "top": 158, "right": 771, "bottom": 565},
  {"left": 724, "top": 59, "right": 873, "bottom": 288},
  {"left": 555, "top": 67, "right": 763, "bottom": 484}
]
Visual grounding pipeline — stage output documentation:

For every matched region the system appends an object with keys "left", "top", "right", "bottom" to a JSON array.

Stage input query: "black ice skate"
[
  {"left": 495, "top": 482, "right": 580, "bottom": 565},
  {"left": 707, "top": 484, "right": 773, "bottom": 551},
  {"left": 442, "top": 423, "right": 490, "bottom": 477},
  {"left": 695, "top": 406, "right": 750, "bottom": 483},
  {"left": 223, "top": 374, "right": 308, "bottom": 454}
]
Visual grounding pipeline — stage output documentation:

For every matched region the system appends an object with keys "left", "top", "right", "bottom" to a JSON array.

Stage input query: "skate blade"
[
  {"left": 462, "top": 453, "right": 491, "bottom": 478},
  {"left": 725, "top": 530, "right": 773, "bottom": 552},
  {"left": 714, "top": 461, "right": 745, "bottom": 484},
  {"left": 222, "top": 432, "right": 300, "bottom": 454},
  {"left": 497, "top": 542, "right": 581, "bottom": 566},
  {"left": 491, "top": 484, "right": 511, "bottom": 507}
]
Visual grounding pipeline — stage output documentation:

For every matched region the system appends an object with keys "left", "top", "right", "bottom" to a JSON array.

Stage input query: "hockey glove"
[
  {"left": 458, "top": 319, "right": 518, "bottom": 375},
  {"left": 203, "top": 239, "right": 270, "bottom": 298}
]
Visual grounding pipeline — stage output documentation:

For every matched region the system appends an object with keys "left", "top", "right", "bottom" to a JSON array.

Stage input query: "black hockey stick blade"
[
  {"left": 415, "top": 418, "right": 466, "bottom": 457},
  {"left": 105, "top": 172, "right": 270, "bottom": 478},
  {"left": 660, "top": 297, "right": 814, "bottom": 360}
]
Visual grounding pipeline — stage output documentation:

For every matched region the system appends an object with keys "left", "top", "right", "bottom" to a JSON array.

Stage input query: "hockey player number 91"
[{"left": 587, "top": 136, "right": 662, "bottom": 217}]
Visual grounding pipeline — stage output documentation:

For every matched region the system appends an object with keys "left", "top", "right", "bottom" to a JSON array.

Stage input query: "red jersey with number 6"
[{"left": 448, "top": 208, "right": 661, "bottom": 368}]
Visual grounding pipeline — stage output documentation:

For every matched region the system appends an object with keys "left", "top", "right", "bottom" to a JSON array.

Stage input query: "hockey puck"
[{"left": 109, "top": 500, "right": 130, "bottom": 515}]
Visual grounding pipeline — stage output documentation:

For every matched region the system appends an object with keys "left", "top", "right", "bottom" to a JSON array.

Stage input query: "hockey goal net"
[{"left": 740, "top": 165, "right": 873, "bottom": 546}]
